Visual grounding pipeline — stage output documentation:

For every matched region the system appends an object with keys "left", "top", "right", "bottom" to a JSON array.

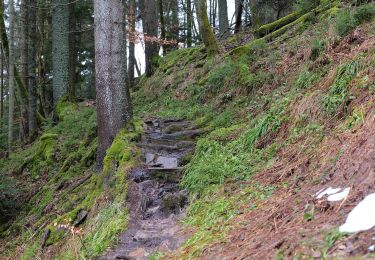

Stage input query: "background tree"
[
  {"left": 94, "top": 0, "right": 132, "bottom": 166},
  {"left": 140, "top": 0, "right": 159, "bottom": 76},
  {"left": 195, "top": 0, "right": 219, "bottom": 56},
  {"left": 8, "top": 0, "right": 15, "bottom": 150},
  {"left": 128, "top": 0, "right": 136, "bottom": 87},
  {"left": 51, "top": 0, "right": 71, "bottom": 104},
  {"left": 218, "top": 0, "right": 229, "bottom": 36},
  {"left": 28, "top": 0, "right": 37, "bottom": 137}
]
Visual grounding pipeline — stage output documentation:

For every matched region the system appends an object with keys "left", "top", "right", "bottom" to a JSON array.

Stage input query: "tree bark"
[
  {"left": 140, "top": 0, "right": 159, "bottom": 77},
  {"left": 218, "top": 0, "right": 229, "bottom": 36},
  {"left": 94, "top": 0, "right": 132, "bottom": 166},
  {"left": 234, "top": 0, "right": 243, "bottom": 33},
  {"left": 170, "top": 0, "right": 179, "bottom": 51},
  {"left": 194, "top": 0, "right": 219, "bottom": 56},
  {"left": 52, "top": 0, "right": 71, "bottom": 104},
  {"left": 128, "top": 0, "right": 136, "bottom": 87},
  {"left": 8, "top": 0, "right": 15, "bottom": 150},
  {"left": 186, "top": 0, "right": 193, "bottom": 47},
  {"left": 28, "top": 0, "right": 38, "bottom": 137},
  {"left": 0, "top": 48, "right": 3, "bottom": 136},
  {"left": 20, "top": 0, "right": 29, "bottom": 139},
  {"left": 158, "top": 0, "right": 166, "bottom": 55}
]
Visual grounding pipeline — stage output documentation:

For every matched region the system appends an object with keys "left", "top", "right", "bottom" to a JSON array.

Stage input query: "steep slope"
[
  {"left": 1, "top": 1, "right": 375, "bottom": 259},
  {"left": 134, "top": 2, "right": 375, "bottom": 259}
]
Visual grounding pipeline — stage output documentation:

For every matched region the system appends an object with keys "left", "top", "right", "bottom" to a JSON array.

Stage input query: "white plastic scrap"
[
  {"left": 340, "top": 193, "right": 375, "bottom": 233},
  {"left": 328, "top": 187, "right": 350, "bottom": 202},
  {"left": 369, "top": 245, "right": 375, "bottom": 252},
  {"left": 316, "top": 187, "right": 342, "bottom": 199},
  {"left": 316, "top": 187, "right": 350, "bottom": 201}
]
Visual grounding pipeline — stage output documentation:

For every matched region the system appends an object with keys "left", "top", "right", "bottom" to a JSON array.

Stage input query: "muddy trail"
[{"left": 99, "top": 119, "right": 203, "bottom": 260}]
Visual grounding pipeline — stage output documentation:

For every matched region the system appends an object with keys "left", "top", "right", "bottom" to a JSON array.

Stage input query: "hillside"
[{"left": 1, "top": 1, "right": 375, "bottom": 259}]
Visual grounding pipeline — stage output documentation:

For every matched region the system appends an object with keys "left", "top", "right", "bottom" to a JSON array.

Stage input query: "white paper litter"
[
  {"left": 316, "top": 187, "right": 342, "bottom": 199},
  {"left": 340, "top": 193, "right": 375, "bottom": 233},
  {"left": 369, "top": 245, "right": 375, "bottom": 252},
  {"left": 328, "top": 187, "right": 350, "bottom": 202}
]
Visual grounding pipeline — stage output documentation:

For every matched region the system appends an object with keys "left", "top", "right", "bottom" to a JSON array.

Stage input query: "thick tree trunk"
[
  {"left": 0, "top": 48, "right": 3, "bottom": 136},
  {"left": 140, "top": 0, "right": 159, "bottom": 77},
  {"left": 20, "top": 0, "right": 29, "bottom": 139},
  {"left": 128, "top": 0, "right": 136, "bottom": 87},
  {"left": 8, "top": 0, "right": 15, "bottom": 150},
  {"left": 194, "top": 0, "right": 219, "bottom": 56},
  {"left": 94, "top": 0, "right": 132, "bottom": 166},
  {"left": 52, "top": 0, "right": 71, "bottom": 104},
  {"left": 186, "top": 0, "right": 193, "bottom": 47},
  {"left": 234, "top": 0, "right": 244, "bottom": 33},
  {"left": 28, "top": 0, "right": 38, "bottom": 137},
  {"left": 69, "top": 2, "right": 76, "bottom": 100},
  {"left": 218, "top": 0, "right": 229, "bottom": 36}
]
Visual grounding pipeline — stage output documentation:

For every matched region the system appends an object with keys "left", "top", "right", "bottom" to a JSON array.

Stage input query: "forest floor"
[{"left": 1, "top": 2, "right": 375, "bottom": 259}]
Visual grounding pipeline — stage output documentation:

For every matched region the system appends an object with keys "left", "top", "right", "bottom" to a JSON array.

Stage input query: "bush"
[
  {"left": 310, "top": 39, "right": 325, "bottom": 60},
  {"left": 335, "top": 9, "right": 356, "bottom": 37},
  {"left": 0, "top": 175, "right": 18, "bottom": 224},
  {"left": 353, "top": 4, "right": 375, "bottom": 24}
]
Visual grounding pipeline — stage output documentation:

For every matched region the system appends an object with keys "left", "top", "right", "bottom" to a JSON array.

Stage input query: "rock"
[
  {"left": 162, "top": 192, "right": 187, "bottom": 213},
  {"left": 41, "top": 229, "right": 51, "bottom": 248},
  {"left": 74, "top": 210, "right": 88, "bottom": 226},
  {"left": 128, "top": 248, "right": 148, "bottom": 259}
]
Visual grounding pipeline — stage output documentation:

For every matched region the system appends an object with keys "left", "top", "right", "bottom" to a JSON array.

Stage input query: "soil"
[{"left": 98, "top": 118, "right": 200, "bottom": 260}]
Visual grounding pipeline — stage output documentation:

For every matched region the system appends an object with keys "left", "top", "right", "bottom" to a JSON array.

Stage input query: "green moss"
[
  {"left": 38, "top": 134, "right": 58, "bottom": 161},
  {"left": 55, "top": 99, "right": 78, "bottom": 121},
  {"left": 255, "top": 11, "right": 305, "bottom": 37}
]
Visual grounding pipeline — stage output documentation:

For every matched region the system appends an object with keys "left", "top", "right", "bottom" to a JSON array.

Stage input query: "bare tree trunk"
[
  {"left": 94, "top": 0, "right": 132, "bottom": 166},
  {"left": 52, "top": 0, "right": 71, "bottom": 104},
  {"left": 170, "top": 0, "right": 179, "bottom": 50},
  {"left": 234, "top": 0, "right": 243, "bottom": 33},
  {"left": 28, "top": 0, "right": 37, "bottom": 138},
  {"left": 128, "top": 0, "right": 136, "bottom": 87},
  {"left": 8, "top": 0, "right": 15, "bottom": 150},
  {"left": 218, "top": 0, "right": 229, "bottom": 36},
  {"left": 140, "top": 0, "right": 159, "bottom": 77},
  {"left": 0, "top": 47, "right": 3, "bottom": 136},
  {"left": 186, "top": 0, "right": 193, "bottom": 47},
  {"left": 20, "top": 0, "right": 29, "bottom": 139},
  {"left": 194, "top": 0, "right": 218, "bottom": 56},
  {"left": 158, "top": 0, "right": 166, "bottom": 56}
]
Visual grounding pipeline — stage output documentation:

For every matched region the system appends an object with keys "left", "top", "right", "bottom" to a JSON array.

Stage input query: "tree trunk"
[
  {"left": 158, "top": 0, "right": 166, "bottom": 56},
  {"left": 8, "top": 0, "right": 15, "bottom": 150},
  {"left": 140, "top": 0, "right": 159, "bottom": 77},
  {"left": 128, "top": 0, "right": 136, "bottom": 87},
  {"left": 94, "top": 0, "right": 132, "bottom": 166},
  {"left": 218, "top": 0, "right": 229, "bottom": 36},
  {"left": 170, "top": 0, "right": 179, "bottom": 51},
  {"left": 28, "top": 0, "right": 38, "bottom": 137},
  {"left": 234, "top": 0, "right": 243, "bottom": 33},
  {"left": 186, "top": 0, "right": 193, "bottom": 47},
  {"left": 69, "top": 2, "right": 76, "bottom": 100},
  {"left": 194, "top": 0, "right": 219, "bottom": 56},
  {"left": 0, "top": 48, "right": 3, "bottom": 136},
  {"left": 52, "top": 0, "right": 71, "bottom": 104},
  {"left": 20, "top": 0, "right": 29, "bottom": 139}
]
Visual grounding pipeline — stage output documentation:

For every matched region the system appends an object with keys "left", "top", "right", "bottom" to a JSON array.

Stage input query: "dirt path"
[{"left": 99, "top": 119, "right": 201, "bottom": 260}]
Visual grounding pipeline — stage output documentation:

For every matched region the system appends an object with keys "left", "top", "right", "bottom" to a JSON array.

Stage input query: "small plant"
[
  {"left": 353, "top": 3, "right": 375, "bottom": 25},
  {"left": 323, "top": 61, "right": 358, "bottom": 115},
  {"left": 310, "top": 39, "right": 325, "bottom": 60},
  {"left": 335, "top": 9, "right": 355, "bottom": 37},
  {"left": 296, "top": 68, "right": 320, "bottom": 89}
]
